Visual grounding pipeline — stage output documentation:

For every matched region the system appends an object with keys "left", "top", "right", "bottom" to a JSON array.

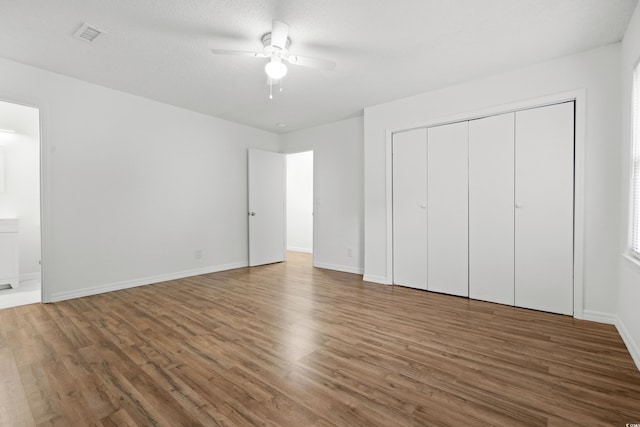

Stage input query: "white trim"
[
  {"left": 288, "top": 246, "right": 312, "bottom": 253},
  {"left": 623, "top": 252, "right": 640, "bottom": 273},
  {"left": 582, "top": 309, "right": 616, "bottom": 324},
  {"left": 385, "top": 129, "right": 394, "bottom": 285},
  {"left": 280, "top": 146, "right": 315, "bottom": 155},
  {"left": 627, "top": 59, "right": 640, "bottom": 260},
  {"left": 582, "top": 311, "right": 640, "bottom": 372},
  {"left": 573, "top": 91, "right": 586, "bottom": 319},
  {"left": 19, "top": 272, "right": 41, "bottom": 285},
  {"left": 40, "top": 102, "right": 52, "bottom": 303},
  {"left": 314, "top": 262, "right": 363, "bottom": 275},
  {"left": 386, "top": 90, "right": 586, "bottom": 135},
  {"left": 312, "top": 151, "right": 317, "bottom": 267},
  {"left": 615, "top": 315, "right": 640, "bottom": 371},
  {"left": 384, "top": 90, "right": 586, "bottom": 319},
  {"left": 363, "top": 274, "right": 392, "bottom": 285},
  {"left": 282, "top": 149, "right": 316, "bottom": 266},
  {"left": 50, "top": 262, "right": 247, "bottom": 302}
]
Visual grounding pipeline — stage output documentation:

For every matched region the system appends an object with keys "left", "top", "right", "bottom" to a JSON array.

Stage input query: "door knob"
[
  {"left": 420, "top": 204, "right": 427, "bottom": 209},
  {"left": 515, "top": 204, "right": 523, "bottom": 209},
  {"left": 248, "top": 212, "right": 256, "bottom": 216}
]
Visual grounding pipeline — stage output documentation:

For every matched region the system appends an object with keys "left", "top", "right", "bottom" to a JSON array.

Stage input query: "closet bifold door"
[
  {"left": 392, "top": 128, "right": 428, "bottom": 290},
  {"left": 468, "top": 113, "right": 515, "bottom": 305},
  {"left": 427, "top": 121, "right": 469, "bottom": 297},
  {"left": 515, "top": 102, "right": 574, "bottom": 315}
]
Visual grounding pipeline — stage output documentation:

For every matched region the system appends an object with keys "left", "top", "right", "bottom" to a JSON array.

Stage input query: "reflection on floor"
[{"left": 0, "top": 280, "right": 41, "bottom": 309}]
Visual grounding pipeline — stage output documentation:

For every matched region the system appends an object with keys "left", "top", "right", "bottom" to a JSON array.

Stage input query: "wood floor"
[{"left": 1, "top": 252, "right": 639, "bottom": 426}]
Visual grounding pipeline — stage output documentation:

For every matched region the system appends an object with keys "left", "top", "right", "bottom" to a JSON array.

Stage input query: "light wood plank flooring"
[{"left": 1, "top": 252, "right": 639, "bottom": 426}]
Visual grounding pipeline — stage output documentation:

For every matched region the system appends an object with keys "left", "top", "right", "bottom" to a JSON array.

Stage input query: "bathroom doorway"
[
  {"left": 286, "top": 151, "right": 314, "bottom": 263},
  {"left": 0, "top": 100, "right": 41, "bottom": 309}
]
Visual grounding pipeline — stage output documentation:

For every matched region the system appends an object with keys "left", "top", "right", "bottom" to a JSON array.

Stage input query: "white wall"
[
  {"left": 0, "top": 101, "right": 40, "bottom": 281},
  {"left": 618, "top": 3, "right": 640, "bottom": 369},
  {"left": 0, "top": 57, "right": 279, "bottom": 302},
  {"left": 286, "top": 151, "right": 313, "bottom": 253},
  {"left": 364, "top": 45, "right": 622, "bottom": 318},
  {"left": 280, "top": 116, "right": 364, "bottom": 274}
]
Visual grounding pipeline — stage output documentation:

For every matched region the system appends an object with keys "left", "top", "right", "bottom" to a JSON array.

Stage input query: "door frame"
[
  {"left": 385, "top": 89, "right": 586, "bottom": 319},
  {"left": 282, "top": 148, "right": 316, "bottom": 266},
  {"left": 0, "top": 95, "right": 48, "bottom": 303}
]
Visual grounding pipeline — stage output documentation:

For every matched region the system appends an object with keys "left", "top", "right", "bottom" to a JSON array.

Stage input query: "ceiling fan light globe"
[{"left": 265, "top": 61, "right": 288, "bottom": 80}]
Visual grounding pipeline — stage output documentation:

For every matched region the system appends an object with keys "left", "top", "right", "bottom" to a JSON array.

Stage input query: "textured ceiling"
[{"left": 0, "top": 0, "right": 637, "bottom": 133}]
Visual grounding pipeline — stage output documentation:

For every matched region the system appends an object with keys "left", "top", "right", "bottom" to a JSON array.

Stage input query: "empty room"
[{"left": 1, "top": 0, "right": 640, "bottom": 425}]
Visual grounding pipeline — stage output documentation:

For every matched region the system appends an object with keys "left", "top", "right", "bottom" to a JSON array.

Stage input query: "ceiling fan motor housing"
[{"left": 262, "top": 33, "right": 291, "bottom": 55}]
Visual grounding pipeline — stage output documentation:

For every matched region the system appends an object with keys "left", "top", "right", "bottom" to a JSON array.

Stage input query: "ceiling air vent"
[{"left": 73, "top": 23, "right": 104, "bottom": 43}]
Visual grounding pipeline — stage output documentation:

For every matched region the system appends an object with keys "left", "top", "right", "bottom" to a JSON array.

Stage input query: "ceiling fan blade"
[
  {"left": 211, "top": 49, "right": 266, "bottom": 58},
  {"left": 271, "top": 20, "right": 289, "bottom": 50},
  {"left": 285, "top": 54, "right": 336, "bottom": 71}
]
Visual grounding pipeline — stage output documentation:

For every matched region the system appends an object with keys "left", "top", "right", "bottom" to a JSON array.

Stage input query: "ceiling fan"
[{"left": 211, "top": 20, "right": 336, "bottom": 98}]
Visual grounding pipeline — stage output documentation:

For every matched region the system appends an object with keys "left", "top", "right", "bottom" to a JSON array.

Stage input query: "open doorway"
[
  {"left": 286, "top": 151, "right": 313, "bottom": 263},
  {"left": 0, "top": 100, "right": 41, "bottom": 309}
]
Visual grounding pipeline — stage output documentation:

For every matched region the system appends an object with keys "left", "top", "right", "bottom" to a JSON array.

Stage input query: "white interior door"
[
  {"left": 427, "top": 121, "right": 469, "bottom": 297},
  {"left": 392, "top": 129, "right": 428, "bottom": 289},
  {"left": 248, "top": 149, "right": 286, "bottom": 267},
  {"left": 515, "top": 102, "right": 574, "bottom": 315},
  {"left": 468, "top": 113, "right": 515, "bottom": 305}
]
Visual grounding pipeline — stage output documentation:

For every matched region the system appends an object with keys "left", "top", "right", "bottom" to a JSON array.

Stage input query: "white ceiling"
[{"left": 0, "top": 0, "right": 637, "bottom": 133}]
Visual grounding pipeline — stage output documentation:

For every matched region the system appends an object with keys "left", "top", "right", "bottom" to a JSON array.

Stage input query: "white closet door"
[
  {"left": 469, "top": 113, "right": 515, "bottom": 305},
  {"left": 427, "top": 121, "right": 469, "bottom": 297},
  {"left": 515, "top": 102, "right": 574, "bottom": 315},
  {"left": 392, "top": 129, "right": 428, "bottom": 289}
]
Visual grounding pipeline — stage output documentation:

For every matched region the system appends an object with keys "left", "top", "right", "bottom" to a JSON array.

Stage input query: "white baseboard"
[
  {"left": 615, "top": 315, "right": 640, "bottom": 371},
  {"left": 20, "top": 272, "right": 41, "bottom": 285},
  {"left": 50, "top": 262, "right": 248, "bottom": 303},
  {"left": 582, "top": 309, "right": 616, "bottom": 324},
  {"left": 362, "top": 274, "right": 392, "bottom": 285},
  {"left": 314, "top": 262, "right": 363, "bottom": 275},
  {"left": 287, "top": 246, "right": 312, "bottom": 253},
  {"left": 582, "top": 311, "right": 640, "bottom": 371}
]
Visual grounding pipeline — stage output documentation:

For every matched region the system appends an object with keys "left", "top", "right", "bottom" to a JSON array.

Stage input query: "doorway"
[
  {"left": 0, "top": 100, "right": 41, "bottom": 309},
  {"left": 286, "top": 151, "right": 313, "bottom": 262}
]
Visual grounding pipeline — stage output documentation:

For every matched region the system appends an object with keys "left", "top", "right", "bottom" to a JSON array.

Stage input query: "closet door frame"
[{"left": 385, "top": 89, "right": 586, "bottom": 319}]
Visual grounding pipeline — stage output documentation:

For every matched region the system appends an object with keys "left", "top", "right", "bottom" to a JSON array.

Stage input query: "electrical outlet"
[{"left": 195, "top": 249, "right": 203, "bottom": 259}]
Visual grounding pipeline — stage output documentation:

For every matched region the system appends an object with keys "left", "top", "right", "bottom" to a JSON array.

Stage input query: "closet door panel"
[
  {"left": 515, "top": 102, "right": 574, "bottom": 315},
  {"left": 392, "top": 129, "right": 428, "bottom": 289},
  {"left": 468, "top": 113, "right": 515, "bottom": 305},
  {"left": 427, "top": 121, "right": 469, "bottom": 297}
]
